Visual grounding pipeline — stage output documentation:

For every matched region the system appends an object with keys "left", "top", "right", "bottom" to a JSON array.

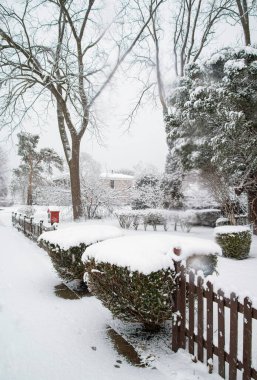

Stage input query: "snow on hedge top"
[
  {"left": 38, "top": 224, "right": 124, "bottom": 250},
  {"left": 82, "top": 234, "right": 221, "bottom": 275},
  {"left": 214, "top": 225, "right": 251, "bottom": 236}
]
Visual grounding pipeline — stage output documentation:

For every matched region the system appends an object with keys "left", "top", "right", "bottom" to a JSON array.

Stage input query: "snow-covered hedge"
[
  {"left": 85, "top": 259, "right": 175, "bottom": 331},
  {"left": 115, "top": 208, "right": 197, "bottom": 232},
  {"left": 192, "top": 209, "right": 221, "bottom": 227},
  {"left": 38, "top": 224, "right": 123, "bottom": 289},
  {"left": 82, "top": 235, "right": 221, "bottom": 329},
  {"left": 214, "top": 225, "right": 252, "bottom": 260},
  {"left": 115, "top": 208, "right": 222, "bottom": 231}
]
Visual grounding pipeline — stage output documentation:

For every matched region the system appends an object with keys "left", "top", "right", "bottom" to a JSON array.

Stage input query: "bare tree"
[
  {"left": 0, "top": 0, "right": 164, "bottom": 219},
  {"left": 232, "top": 0, "right": 256, "bottom": 45},
  {"left": 172, "top": 0, "right": 235, "bottom": 77},
  {"left": 126, "top": 0, "right": 234, "bottom": 125}
]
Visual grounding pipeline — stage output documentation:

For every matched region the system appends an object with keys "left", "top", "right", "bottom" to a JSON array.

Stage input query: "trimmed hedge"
[
  {"left": 38, "top": 225, "right": 123, "bottom": 290},
  {"left": 85, "top": 259, "right": 176, "bottom": 331},
  {"left": 39, "top": 240, "right": 89, "bottom": 290},
  {"left": 84, "top": 251, "right": 218, "bottom": 331},
  {"left": 214, "top": 226, "right": 252, "bottom": 259}
]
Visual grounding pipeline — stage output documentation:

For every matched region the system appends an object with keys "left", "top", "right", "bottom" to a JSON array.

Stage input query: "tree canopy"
[
  {"left": 13, "top": 132, "right": 63, "bottom": 205},
  {"left": 166, "top": 46, "right": 257, "bottom": 193}
]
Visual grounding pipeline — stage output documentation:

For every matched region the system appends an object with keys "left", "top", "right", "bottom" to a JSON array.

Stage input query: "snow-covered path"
[
  {"left": 0, "top": 223, "right": 167, "bottom": 380},
  {"left": 0, "top": 209, "right": 222, "bottom": 380}
]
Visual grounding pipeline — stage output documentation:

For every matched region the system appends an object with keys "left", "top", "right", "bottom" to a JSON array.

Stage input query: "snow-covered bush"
[
  {"left": 216, "top": 214, "right": 248, "bottom": 227},
  {"left": 191, "top": 209, "right": 221, "bottom": 227},
  {"left": 85, "top": 259, "right": 175, "bottom": 331},
  {"left": 115, "top": 208, "right": 197, "bottom": 232},
  {"left": 131, "top": 166, "right": 163, "bottom": 210},
  {"left": 17, "top": 206, "right": 36, "bottom": 218},
  {"left": 83, "top": 235, "right": 221, "bottom": 330},
  {"left": 38, "top": 224, "right": 123, "bottom": 290},
  {"left": 214, "top": 225, "right": 252, "bottom": 259}
]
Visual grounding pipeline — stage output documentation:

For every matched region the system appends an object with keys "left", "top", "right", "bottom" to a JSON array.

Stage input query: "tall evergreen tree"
[
  {"left": 13, "top": 132, "right": 63, "bottom": 205},
  {"left": 166, "top": 46, "right": 257, "bottom": 229}
]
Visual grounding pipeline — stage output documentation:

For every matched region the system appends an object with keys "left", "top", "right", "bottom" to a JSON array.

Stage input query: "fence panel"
[
  {"left": 12, "top": 212, "right": 55, "bottom": 240},
  {"left": 172, "top": 262, "right": 257, "bottom": 380}
]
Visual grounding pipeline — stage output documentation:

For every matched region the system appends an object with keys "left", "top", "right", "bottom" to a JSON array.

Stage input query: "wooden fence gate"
[{"left": 172, "top": 261, "right": 257, "bottom": 380}]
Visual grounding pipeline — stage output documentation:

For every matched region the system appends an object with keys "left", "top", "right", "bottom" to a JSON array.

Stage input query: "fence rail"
[
  {"left": 172, "top": 261, "right": 257, "bottom": 380},
  {"left": 12, "top": 212, "right": 56, "bottom": 240}
]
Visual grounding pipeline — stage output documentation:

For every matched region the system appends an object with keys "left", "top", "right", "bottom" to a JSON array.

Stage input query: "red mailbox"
[{"left": 47, "top": 208, "right": 60, "bottom": 225}]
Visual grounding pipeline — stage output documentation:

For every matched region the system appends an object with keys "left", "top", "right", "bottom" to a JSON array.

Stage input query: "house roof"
[{"left": 100, "top": 172, "right": 134, "bottom": 180}]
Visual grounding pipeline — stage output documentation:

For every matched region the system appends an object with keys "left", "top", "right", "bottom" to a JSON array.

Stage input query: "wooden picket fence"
[
  {"left": 172, "top": 261, "right": 257, "bottom": 380},
  {"left": 12, "top": 212, "right": 55, "bottom": 240}
]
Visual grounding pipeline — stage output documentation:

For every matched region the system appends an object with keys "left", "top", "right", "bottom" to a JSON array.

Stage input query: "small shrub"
[
  {"left": 85, "top": 259, "right": 176, "bottom": 331},
  {"left": 214, "top": 226, "right": 252, "bottom": 259}
]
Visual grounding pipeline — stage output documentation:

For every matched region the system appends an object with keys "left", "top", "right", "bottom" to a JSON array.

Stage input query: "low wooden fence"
[
  {"left": 172, "top": 261, "right": 257, "bottom": 380},
  {"left": 12, "top": 212, "right": 55, "bottom": 240}
]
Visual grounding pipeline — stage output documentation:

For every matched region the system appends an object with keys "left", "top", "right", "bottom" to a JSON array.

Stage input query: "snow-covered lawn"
[{"left": 2, "top": 206, "right": 257, "bottom": 379}]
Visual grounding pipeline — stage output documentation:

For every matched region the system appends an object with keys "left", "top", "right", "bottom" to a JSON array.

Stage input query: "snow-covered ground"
[{"left": 2, "top": 206, "right": 257, "bottom": 380}]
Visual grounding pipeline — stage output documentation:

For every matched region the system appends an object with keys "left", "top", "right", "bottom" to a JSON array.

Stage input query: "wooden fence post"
[
  {"left": 218, "top": 289, "right": 225, "bottom": 378},
  {"left": 179, "top": 263, "right": 186, "bottom": 349},
  {"left": 172, "top": 260, "right": 180, "bottom": 352},
  {"left": 243, "top": 297, "right": 252, "bottom": 380},
  {"left": 30, "top": 217, "right": 34, "bottom": 237},
  {"left": 23, "top": 216, "right": 26, "bottom": 234},
  {"left": 197, "top": 275, "right": 204, "bottom": 362},
  {"left": 229, "top": 292, "right": 238, "bottom": 380},
  {"left": 39, "top": 220, "right": 44, "bottom": 236},
  {"left": 188, "top": 270, "right": 195, "bottom": 357},
  {"left": 206, "top": 281, "right": 214, "bottom": 373}
]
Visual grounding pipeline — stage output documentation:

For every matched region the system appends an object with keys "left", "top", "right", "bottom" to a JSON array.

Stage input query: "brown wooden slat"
[
  {"left": 179, "top": 264, "right": 186, "bottom": 349},
  {"left": 185, "top": 328, "right": 257, "bottom": 380},
  {"left": 172, "top": 261, "right": 180, "bottom": 353},
  {"left": 197, "top": 276, "right": 204, "bottom": 362},
  {"left": 188, "top": 271, "right": 195, "bottom": 356},
  {"left": 206, "top": 281, "right": 213, "bottom": 366},
  {"left": 229, "top": 292, "right": 238, "bottom": 380},
  {"left": 243, "top": 297, "right": 252, "bottom": 380},
  {"left": 218, "top": 289, "right": 225, "bottom": 378}
]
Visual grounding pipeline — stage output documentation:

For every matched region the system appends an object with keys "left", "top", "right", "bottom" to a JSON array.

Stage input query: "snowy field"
[{"left": 1, "top": 206, "right": 257, "bottom": 380}]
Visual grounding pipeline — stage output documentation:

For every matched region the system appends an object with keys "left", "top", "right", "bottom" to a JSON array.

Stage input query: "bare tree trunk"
[
  {"left": 69, "top": 139, "right": 83, "bottom": 220},
  {"left": 248, "top": 190, "right": 257, "bottom": 235},
  {"left": 27, "top": 156, "right": 33, "bottom": 205},
  {"left": 236, "top": 0, "right": 251, "bottom": 45},
  {"left": 27, "top": 181, "right": 33, "bottom": 205}
]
